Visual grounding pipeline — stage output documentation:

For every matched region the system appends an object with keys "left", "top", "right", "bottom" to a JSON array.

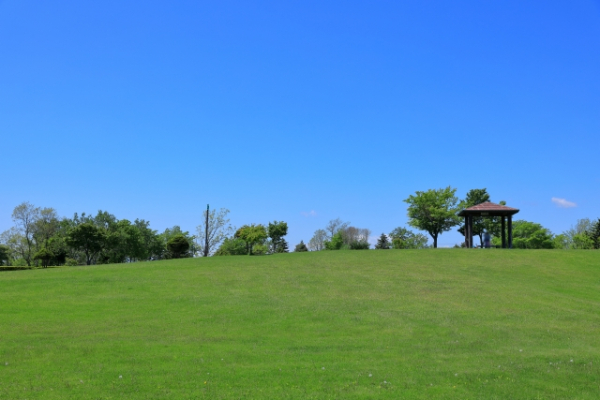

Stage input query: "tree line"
[{"left": 1, "top": 188, "right": 598, "bottom": 267}]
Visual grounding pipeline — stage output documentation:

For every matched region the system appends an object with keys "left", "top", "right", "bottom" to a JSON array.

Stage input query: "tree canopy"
[{"left": 404, "top": 186, "right": 461, "bottom": 248}]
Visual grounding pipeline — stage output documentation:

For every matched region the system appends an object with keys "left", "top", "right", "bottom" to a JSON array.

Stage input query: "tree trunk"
[{"left": 433, "top": 235, "right": 438, "bottom": 248}]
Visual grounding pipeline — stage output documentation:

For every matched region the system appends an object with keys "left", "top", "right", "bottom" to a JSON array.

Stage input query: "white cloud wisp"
[{"left": 551, "top": 197, "right": 576, "bottom": 208}]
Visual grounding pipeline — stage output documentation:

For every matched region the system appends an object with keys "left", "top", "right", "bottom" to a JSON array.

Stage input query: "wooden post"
[
  {"left": 467, "top": 216, "right": 471, "bottom": 248},
  {"left": 501, "top": 216, "right": 506, "bottom": 248},
  {"left": 508, "top": 215, "right": 513, "bottom": 249},
  {"left": 470, "top": 215, "right": 474, "bottom": 248},
  {"left": 465, "top": 216, "right": 469, "bottom": 248}
]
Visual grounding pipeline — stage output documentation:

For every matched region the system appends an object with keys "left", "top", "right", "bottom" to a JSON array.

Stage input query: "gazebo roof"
[{"left": 457, "top": 201, "right": 519, "bottom": 217}]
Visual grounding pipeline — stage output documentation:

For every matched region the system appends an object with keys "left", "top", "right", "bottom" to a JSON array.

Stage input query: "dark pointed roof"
[{"left": 457, "top": 201, "right": 519, "bottom": 216}]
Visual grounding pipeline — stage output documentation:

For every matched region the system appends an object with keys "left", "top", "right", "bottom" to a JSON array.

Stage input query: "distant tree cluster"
[
  {"left": 0, "top": 202, "right": 197, "bottom": 267},
  {"left": 307, "top": 218, "right": 371, "bottom": 251},
  {"left": 214, "top": 221, "right": 289, "bottom": 256},
  {"left": 3, "top": 189, "right": 597, "bottom": 268}
]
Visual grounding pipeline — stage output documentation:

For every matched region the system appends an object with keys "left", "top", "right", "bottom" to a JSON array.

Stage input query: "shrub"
[
  {"left": 349, "top": 241, "right": 370, "bottom": 250},
  {"left": 166, "top": 234, "right": 190, "bottom": 258},
  {"left": 324, "top": 232, "right": 344, "bottom": 250},
  {"left": 214, "top": 238, "right": 247, "bottom": 256}
]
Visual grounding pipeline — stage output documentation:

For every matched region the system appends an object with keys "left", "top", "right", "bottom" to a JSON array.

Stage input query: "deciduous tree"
[
  {"left": 196, "top": 208, "right": 233, "bottom": 257},
  {"left": 389, "top": 227, "right": 429, "bottom": 249},
  {"left": 235, "top": 224, "right": 268, "bottom": 255},
  {"left": 267, "top": 221, "right": 289, "bottom": 253},
  {"left": 11, "top": 202, "right": 41, "bottom": 266},
  {"left": 325, "top": 218, "right": 349, "bottom": 239},
  {"left": 308, "top": 229, "right": 327, "bottom": 251},
  {"left": 404, "top": 187, "right": 460, "bottom": 248},
  {"left": 66, "top": 222, "right": 106, "bottom": 265}
]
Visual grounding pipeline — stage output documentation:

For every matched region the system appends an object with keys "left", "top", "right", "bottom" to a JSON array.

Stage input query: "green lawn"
[{"left": 1, "top": 250, "right": 600, "bottom": 399}]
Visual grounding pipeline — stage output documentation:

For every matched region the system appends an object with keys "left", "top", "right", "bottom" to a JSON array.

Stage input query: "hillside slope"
[{"left": 1, "top": 250, "right": 600, "bottom": 399}]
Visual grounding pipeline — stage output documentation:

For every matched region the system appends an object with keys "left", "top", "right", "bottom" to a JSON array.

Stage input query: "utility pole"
[{"left": 204, "top": 204, "right": 209, "bottom": 257}]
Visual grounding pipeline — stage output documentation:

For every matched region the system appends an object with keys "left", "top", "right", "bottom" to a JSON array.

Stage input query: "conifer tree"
[
  {"left": 294, "top": 240, "right": 308, "bottom": 252},
  {"left": 375, "top": 233, "right": 390, "bottom": 249}
]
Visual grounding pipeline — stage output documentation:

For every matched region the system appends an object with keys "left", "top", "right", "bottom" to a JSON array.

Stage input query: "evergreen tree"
[
  {"left": 275, "top": 239, "right": 289, "bottom": 253},
  {"left": 591, "top": 218, "right": 600, "bottom": 249},
  {"left": 294, "top": 240, "right": 308, "bottom": 252},
  {"left": 375, "top": 233, "right": 390, "bottom": 249}
]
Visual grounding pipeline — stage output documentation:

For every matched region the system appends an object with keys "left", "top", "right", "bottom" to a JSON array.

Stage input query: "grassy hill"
[{"left": 2, "top": 249, "right": 600, "bottom": 399}]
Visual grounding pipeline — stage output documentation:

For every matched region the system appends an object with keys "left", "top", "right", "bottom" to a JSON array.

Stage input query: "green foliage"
[
  {"left": 64, "top": 257, "right": 79, "bottom": 266},
  {"left": 389, "top": 227, "right": 429, "bottom": 249},
  {"left": 592, "top": 218, "right": 600, "bottom": 249},
  {"left": 33, "top": 247, "right": 54, "bottom": 268},
  {"left": 166, "top": 234, "right": 190, "bottom": 258},
  {"left": 374, "top": 233, "right": 390, "bottom": 249},
  {"left": 66, "top": 222, "right": 106, "bottom": 265},
  {"left": 274, "top": 239, "right": 289, "bottom": 253},
  {"left": 252, "top": 243, "right": 269, "bottom": 255},
  {"left": 294, "top": 240, "right": 308, "bottom": 252},
  {"left": 324, "top": 232, "right": 344, "bottom": 250},
  {"left": 235, "top": 224, "right": 268, "bottom": 255},
  {"left": 491, "top": 220, "right": 554, "bottom": 249},
  {"left": 134, "top": 219, "right": 164, "bottom": 260},
  {"left": 572, "top": 233, "right": 595, "bottom": 250},
  {"left": 404, "top": 186, "right": 461, "bottom": 248},
  {"left": 268, "top": 221, "right": 289, "bottom": 253},
  {"left": 349, "top": 240, "right": 370, "bottom": 250},
  {"left": 553, "top": 234, "right": 569, "bottom": 250},
  {"left": 0, "top": 244, "right": 10, "bottom": 265},
  {"left": 214, "top": 238, "right": 248, "bottom": 256}
]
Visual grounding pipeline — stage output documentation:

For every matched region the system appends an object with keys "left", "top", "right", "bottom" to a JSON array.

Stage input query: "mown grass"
[{"left": 1, "top": 249, "right": 600, "bottom": 399}]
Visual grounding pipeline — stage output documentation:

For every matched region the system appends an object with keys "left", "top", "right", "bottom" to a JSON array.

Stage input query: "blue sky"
[{"left": 1, "top": 0, "right": 599, "bottom": 247}]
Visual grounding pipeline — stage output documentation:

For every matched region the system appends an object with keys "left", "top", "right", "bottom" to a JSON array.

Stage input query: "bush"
[
  {"left": 349, "top": 241, "right": 370, "bottom": 250},
  {"left": 33, "top": 247, "right": 54, "bottom": 268},
  {"left": 324, "top": 232, "right": 344, "bottom": 250},
  {"left": 65, "top": 258, "right": 79, "bottom": 266},
  {"left": 491, "top": 220, "right": 554, "bottom": 249},
  {"left": 214, "top": 238, "right": 247, "bottom": 256},
  {"left": 166, "top": 234, "right": 190, "bottom": 258}
]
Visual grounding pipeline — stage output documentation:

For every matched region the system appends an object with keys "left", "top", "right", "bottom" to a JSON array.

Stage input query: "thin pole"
[
  {"left": 508, "top": 215, "right": 513, "bottom": 249},
  {"left": 204, "top": 204, "right": 209, "bottom": 257},
  {"left": 501, "top": 216, "right": 506, "bottom": 248}
]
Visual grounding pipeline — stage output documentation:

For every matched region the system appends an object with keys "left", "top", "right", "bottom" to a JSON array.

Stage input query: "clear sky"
[{"left": 1, "top": 0, "right": 599, "bottom": 248}]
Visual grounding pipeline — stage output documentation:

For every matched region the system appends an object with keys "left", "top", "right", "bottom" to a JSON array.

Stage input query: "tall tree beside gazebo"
[{"left": 404, "top": 187, "right": 461, "bottom": 248}]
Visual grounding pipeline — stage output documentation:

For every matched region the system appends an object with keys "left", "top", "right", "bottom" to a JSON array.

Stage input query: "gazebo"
[{"left": 457, "top": 202, "right": 520, "bottom": 248}]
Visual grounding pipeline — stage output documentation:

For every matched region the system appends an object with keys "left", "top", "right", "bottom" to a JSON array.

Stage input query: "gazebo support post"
[
  {"left": 465, "top": 215, "right": 471, "bottom": 249},
  {"left": 501, "top": 216, "right": 506, "bottom": 249},
  {"left": 508, "top": 215, "right": 513, "bottom": 249},
  {"left": 468, "top": 215, "right": 473, "bottom": 248}
]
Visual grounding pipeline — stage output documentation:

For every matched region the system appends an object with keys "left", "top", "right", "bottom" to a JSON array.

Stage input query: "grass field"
[{"left": 1, "top": 250, "right": 600, "bottom": 399}]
